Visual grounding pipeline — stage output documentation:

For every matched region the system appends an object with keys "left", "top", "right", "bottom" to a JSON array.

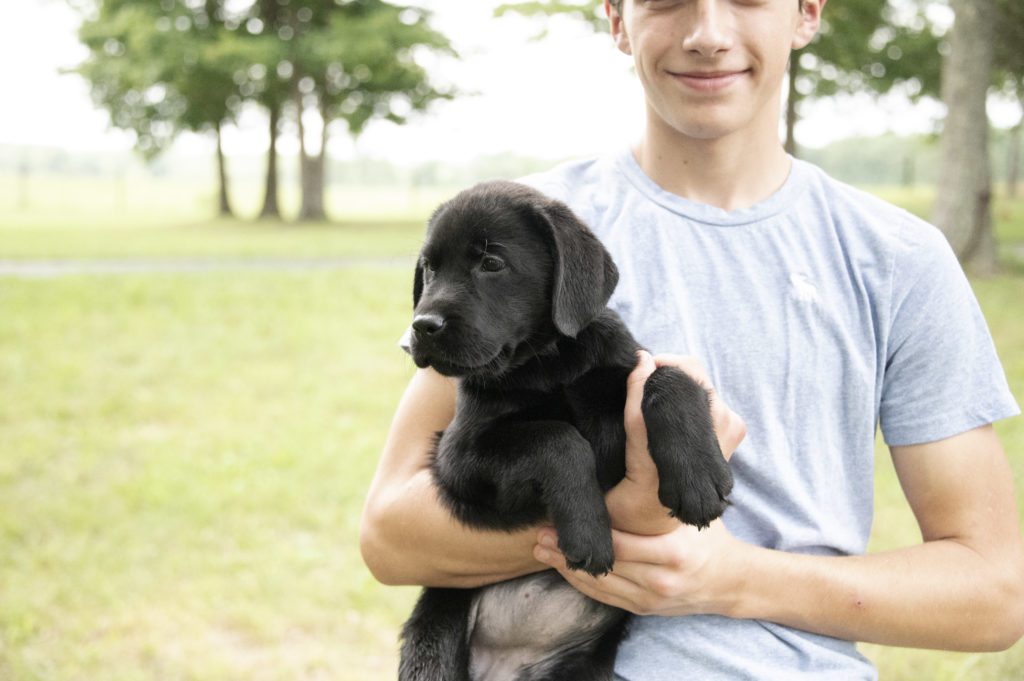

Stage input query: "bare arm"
[
  {"left": 537, "top": 423, "right": 1024, "bottom": 652},
  {"left": 359, "top": 368, "right": 544, "bottom": 587},
  {"left": 728, "top": 425, "right": 1024, "bottom": 650}
]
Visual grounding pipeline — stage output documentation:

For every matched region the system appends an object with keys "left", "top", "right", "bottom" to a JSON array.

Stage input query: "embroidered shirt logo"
[{"left": 789, "top": 272, "right": 818, "bottom": 303}]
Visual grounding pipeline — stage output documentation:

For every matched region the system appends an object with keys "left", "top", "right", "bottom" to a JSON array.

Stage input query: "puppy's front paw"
[
  {"left": 642, "top": 365, "right": 734, "bottom": 530},
  {"left": 559, "top": 528, "right": 615, "bottom": 577},
  {"left": 658, "top": 454, "right": 733, "bottom": 530}
]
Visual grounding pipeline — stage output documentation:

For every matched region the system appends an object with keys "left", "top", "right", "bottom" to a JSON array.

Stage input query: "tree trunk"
[
  {"left": 298, "top": 97, "right": 328, "bottom": 222},
  {"left": 298, "top": 152, "right": 327, "bottom": 221},
  {"left": 259, "top": 103, "right": 281, "bottom": 220},
  {"left": 784, "top": 56, "right": 799, "bottom": 157},
  {"left": 1008, "top": 91, "right": 1022, "bottom": 199},
  {"left": 902, "top": 154, "right": 915, "bottom": 188},
  {"left": 932, "top": 0, "right": 998, "bottom": 276},
  {"left": 214, "top": 121, "right": 234, "bottom": 218}
]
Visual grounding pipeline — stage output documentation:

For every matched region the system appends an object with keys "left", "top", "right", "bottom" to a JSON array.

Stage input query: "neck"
[{"left": 632, "top": 102, "right": 792, "bottom": 212}]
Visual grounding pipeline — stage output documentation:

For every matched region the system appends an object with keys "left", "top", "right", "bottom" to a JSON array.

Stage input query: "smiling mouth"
[{"left": 669, "top": 70, "right": 749, "bottom": 92}]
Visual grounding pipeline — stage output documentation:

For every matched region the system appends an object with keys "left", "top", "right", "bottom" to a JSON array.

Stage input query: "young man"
[{"left": 361, "top": 0, "right": 1024, "bottom": 678}]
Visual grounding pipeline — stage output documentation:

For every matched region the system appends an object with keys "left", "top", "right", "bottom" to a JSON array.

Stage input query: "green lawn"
[
  {"left": 1, "top": 187, "right": 1023, "bottom": 680},
  {"left": 0, "top": 218, "right": 423, "bottom": 260}
]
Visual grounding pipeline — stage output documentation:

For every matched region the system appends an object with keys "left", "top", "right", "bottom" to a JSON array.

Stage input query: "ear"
[
  {"left": 413, "top": 260, "right": 424, "bottom": 309},
  {"left": 792, "top": 0, "right": 825, "bottom": 50},
  {"left": 606, "top": 0, "right": 632, "bottom": 55},
  {"left": 536, "top": 200, "right": 619, "bottom": 338}
]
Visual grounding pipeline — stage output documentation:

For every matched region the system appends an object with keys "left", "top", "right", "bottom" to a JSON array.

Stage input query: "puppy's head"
[{"left": 409, "top": 180, "right": 618, "bottom": 379}]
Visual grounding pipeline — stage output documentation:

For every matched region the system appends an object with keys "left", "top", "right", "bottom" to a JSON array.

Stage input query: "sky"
[{"left": 3, "top": 0, "right": 1020, "bottom": 166}]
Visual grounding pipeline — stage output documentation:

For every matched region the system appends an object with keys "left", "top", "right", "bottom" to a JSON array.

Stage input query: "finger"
[
  {"left": 609, "top": 527, "right": 686, "bottom": 566},
  {"left": 557, "top": 566, "right": 644, "bottom": 612},
  {"left": 533, "top": 543, "right": 648, "bottom": 611},
  {"left": 624, "top": 350, "right": 656, "bottom": 442},
  {"left": 718, "top": 409, "right": 746, "bottom": 461},
  {"left": 651, "top": 353, "right": 711, "bottom": 387},
  {"left": 538, "top": 528, "right": 684, "bottom": 583},
  {"left": 622, "top": 350, "right": 655, "bottom": 456},
  {"left": 704, "top": 390, "right": 744, "bottom": 461}
]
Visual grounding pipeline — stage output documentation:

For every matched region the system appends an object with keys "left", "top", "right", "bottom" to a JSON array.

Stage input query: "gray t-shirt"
[{"left": 518, "top": 150, "right": 1020, "bottom": 681}]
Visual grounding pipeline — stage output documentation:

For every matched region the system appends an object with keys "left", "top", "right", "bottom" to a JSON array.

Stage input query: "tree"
[
  {"left": 1006, "top": 84, "right": 1024, "bottom": 199},
  {"left": 270, "top": 0, "right": 455, "bottom": 221},
  {"left": 73, "top": 0, "right": 455, "bottom": 223},
  {"left": 72, "top": 0, "right": 244, "bottom": 217},
  {"left": 993, "top": 0, "right": 1024, "bottom": 198},
  {"left": 932, "top": 0, "right": 999, "bottom": 275},
  {"left": 235, "top": 0, "right": 292, "bottom": 220}
]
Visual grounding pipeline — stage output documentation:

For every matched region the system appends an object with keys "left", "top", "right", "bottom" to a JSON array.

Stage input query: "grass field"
[{"left": 1, "top": 179, "right": 1023, "bottom": 680}]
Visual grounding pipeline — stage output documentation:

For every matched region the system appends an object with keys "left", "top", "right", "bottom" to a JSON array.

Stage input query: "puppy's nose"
[{"left": 412, "top": 314, "right": 446, "bottom": 336}]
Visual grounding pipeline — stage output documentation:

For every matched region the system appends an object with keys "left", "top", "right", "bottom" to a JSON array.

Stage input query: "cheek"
[
  {"left": 630, "top": 28, "right": 669, "bottom": 78},
  {"left": 502, "top": 275, "right": 552, "bottom": 330},
  {"left": 746, "top": 11, "right": 802, "bottom": 68},
  {"left": 753, "top": 35, "right": 794, "bottom": 89}
]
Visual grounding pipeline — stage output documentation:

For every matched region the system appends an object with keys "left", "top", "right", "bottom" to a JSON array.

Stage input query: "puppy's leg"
[
  {"left": 480, "top": 422, "right": 614, "bottom": 577},
  {"left": 399, "top": 587, "right": 475, "bottom": 681},
  {"left": 641, "top": 366, "right": 733, "bottom": 529}
]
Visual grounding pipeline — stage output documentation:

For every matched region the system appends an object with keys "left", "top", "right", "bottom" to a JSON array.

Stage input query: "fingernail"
[{"left": 539, "top": 533, "right": 556, "bottom": 548}]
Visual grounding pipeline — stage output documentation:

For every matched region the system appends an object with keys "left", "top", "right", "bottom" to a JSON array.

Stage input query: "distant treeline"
[{"left": 1, "top": 130, "right": 1020, "bottom": 190}]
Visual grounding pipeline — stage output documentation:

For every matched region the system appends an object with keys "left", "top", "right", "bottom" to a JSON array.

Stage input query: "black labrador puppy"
[{"left": 399, "top": 181, "right": 733, "bottom": 681}]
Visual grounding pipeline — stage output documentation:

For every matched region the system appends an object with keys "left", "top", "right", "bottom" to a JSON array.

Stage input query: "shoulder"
[
  {"left": 516, "top": 156, "right": 608, "bottom": 200},
  {"left": 795, "top": 160, "right": 957, "bottom": 278},
  {"left": 516, "top": 154, "right": 623, "bottom": 225}
]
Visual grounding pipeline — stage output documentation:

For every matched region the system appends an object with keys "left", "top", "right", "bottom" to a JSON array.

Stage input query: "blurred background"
[{"left": 0, "top": 0, "right": 1022, "bottom": 679}]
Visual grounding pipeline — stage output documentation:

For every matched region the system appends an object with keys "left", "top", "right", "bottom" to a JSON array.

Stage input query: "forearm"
[
  {"left": 727, "top": 538, "right": 1024, "bottom": 651},
  {"left": 360, "top": 468, "right": 546, "bottom": 588}
]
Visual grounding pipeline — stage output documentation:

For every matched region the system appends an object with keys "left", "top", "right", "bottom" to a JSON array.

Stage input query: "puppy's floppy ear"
[{"left": 536, "top": 200, "right": 619, "bottom": 337}]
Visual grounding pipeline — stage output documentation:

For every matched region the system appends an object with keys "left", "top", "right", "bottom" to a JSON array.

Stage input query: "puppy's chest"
[{"left": 442, "top": 380, "right": 627, "bottom": 490}]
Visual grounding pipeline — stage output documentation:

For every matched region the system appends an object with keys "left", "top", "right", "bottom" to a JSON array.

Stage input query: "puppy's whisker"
[{"left": 523, "top": 338, "right": 544, "bottom": 370}]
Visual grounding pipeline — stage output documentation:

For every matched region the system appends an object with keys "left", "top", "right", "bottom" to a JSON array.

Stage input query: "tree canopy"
[{"left": 71, "top": 0, "right": 456, "bottom": 220}]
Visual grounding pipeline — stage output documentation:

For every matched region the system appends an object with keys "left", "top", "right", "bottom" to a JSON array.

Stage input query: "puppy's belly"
[{"left": 468, "top": 571, "right": 623, "bottom": 681}]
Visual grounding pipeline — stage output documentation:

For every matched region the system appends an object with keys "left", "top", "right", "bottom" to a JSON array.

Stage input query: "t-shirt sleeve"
[{"left": 878, "top": 227, "right": 1019, "bottom": 446}]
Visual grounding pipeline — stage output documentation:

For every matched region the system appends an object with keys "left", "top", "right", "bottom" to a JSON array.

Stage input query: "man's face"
[{"left": 608, "top": 0, "right": 823, "bottom": 142}]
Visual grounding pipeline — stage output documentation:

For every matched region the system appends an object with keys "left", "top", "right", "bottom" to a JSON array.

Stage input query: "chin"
[
  {"left": 673, "top": 107, "right": 754, "bottom": 139},
  {"left": 411, "top": 345, "right": 514, "bottom": 380},
  {"left": 647, "top": 96, "right": 763, "bottom": 142}
]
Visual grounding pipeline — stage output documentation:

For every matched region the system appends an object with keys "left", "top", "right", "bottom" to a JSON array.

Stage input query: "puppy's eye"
[{"left": 480, "top": 255, "right": 506, "bottom": 273}]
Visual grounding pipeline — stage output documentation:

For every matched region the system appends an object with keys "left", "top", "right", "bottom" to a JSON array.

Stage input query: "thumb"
[{"left": 624, "top": 350, "right": 656, "bottom": 440}]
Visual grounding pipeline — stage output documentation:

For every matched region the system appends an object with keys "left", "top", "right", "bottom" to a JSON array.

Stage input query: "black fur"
[{"left": 400, "top": 181, "right": 733, "bottom": 680}]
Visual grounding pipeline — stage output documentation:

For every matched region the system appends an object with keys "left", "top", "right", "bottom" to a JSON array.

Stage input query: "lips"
[{"left": 669, "top": 69, "right": 749, "bottom": 92}]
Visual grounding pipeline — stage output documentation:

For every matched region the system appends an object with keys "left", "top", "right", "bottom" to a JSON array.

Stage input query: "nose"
[
  {"left": 412, "top": 314, "right": 446, "bottom": 336},
  {"left": 681, "top": 0, "right": 733, "bottom": 57}
]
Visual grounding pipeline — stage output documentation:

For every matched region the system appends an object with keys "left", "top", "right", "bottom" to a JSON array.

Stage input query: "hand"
[
  {"left": 533, "top": 519, "right": 744, "bottom": 617},
  {"left": 532, "top": 351, "right": 748, "bottom": 615},
  {"left": 605, "top": 351, "right": 745, "bottom": 536}
]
